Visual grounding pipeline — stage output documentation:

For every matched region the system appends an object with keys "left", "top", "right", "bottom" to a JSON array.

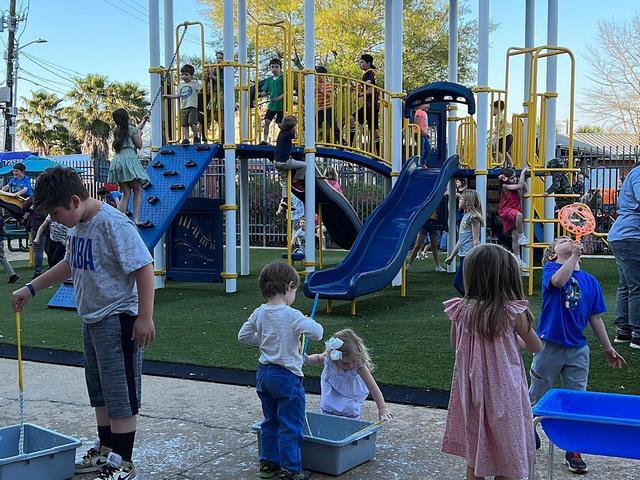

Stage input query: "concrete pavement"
[{"left": 0, "top": 359, "right": 637, "bottom": 479}]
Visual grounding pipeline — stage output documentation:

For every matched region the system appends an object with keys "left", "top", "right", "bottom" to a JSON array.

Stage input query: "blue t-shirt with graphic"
[
  {"left": 538, "top": 261, "right": 607, "bottom": 348},
  {"left": 8, "top": 175, "right": 32, "bottom": 197}
]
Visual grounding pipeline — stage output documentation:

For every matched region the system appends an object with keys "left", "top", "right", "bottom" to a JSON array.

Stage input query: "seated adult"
[{"left": 2, "top": 162, "right": 32, "bottom": 198}]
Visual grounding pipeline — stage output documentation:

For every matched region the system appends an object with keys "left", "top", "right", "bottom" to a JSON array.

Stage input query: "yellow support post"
[
  {"left": 350, "top": 300, "right": 357, "bottom": 316},
  {"left": 326, "top": 300, "right": 332, "bottom": 314}
]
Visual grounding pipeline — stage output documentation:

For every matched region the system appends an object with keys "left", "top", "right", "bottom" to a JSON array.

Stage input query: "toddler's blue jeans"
[{"left": 257, "top": 363, "right": 305, "bottom": 473}]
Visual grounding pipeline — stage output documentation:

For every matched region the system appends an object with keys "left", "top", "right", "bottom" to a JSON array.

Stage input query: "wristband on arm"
[{"left": 25, "top": 283, "right": 36, "bottom": 297}]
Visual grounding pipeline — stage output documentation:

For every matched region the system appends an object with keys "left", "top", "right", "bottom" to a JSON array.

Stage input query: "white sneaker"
[
  {"left": 405, "top": 264, "right": 412, "bottom": 272},
  {"left": 75, "top": 440, "right": 111, "bottom": 473},
  {"left": 435, "top": 266, "right": 446, "bottom": 272},
  {"left": 518, "top": 233, "right": 529, "bottom": 246},
  {"left": 93, "top": 452, "right": 136, "bottom": 479}
]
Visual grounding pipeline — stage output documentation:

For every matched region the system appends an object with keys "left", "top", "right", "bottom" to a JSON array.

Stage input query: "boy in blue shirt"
[
  {"left": 529, "top": 236, "right": 625, "bottom": 474},
  {"left": 2, "top": 162, "right": 32, "bottom": 198}
]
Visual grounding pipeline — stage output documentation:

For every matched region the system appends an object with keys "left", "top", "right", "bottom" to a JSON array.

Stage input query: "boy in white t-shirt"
[{"left": 164, "top": 63, "right": 201, "bottom": 144}]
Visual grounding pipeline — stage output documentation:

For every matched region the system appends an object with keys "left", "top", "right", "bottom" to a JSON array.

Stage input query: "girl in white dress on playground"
[{"left": 306, "top": 328, "right": 392, "bottom": 421}]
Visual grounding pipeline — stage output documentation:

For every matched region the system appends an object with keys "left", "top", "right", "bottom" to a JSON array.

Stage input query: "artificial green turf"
[{"left": 0, "top": 249, "right": 637, "bottom": 395}]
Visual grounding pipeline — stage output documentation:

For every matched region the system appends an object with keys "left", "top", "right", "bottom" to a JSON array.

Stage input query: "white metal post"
[
  {"left": 521, "top": 0, "right": 535, "bottom": 266},
  {"left": 238, "top": 0, "right": 250, "bottom": 275},
  {"left": 390, "top": 0, "right": 403, "bottom": 287},
  {"left": 447, "top": 0, "right": 459, "bottom": 273},
  {"left": 544, "top": 0, "right": 559, "bottom": 244},
  {"left": 223, "top": 0, "right": 237, "bottom": 292},
  {"left": 476, "top": 0, "right": 489, "bottom": 243},
  {"left": 163, "top": 0, "right": 173, "bottom": 64},
  {"left": 303, "top": 0, "right": 316, "bottom": 273},
  {"left": 149, "top": 0, "right": 165, "bottom": 289}
]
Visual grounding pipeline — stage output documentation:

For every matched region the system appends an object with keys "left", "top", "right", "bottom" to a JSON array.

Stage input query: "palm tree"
[
  {"left": 17, "top": 91, "right": 78, "bottom": 155},
  {"left": 65, "top": 74, "right": 149, "bottom": 164}
]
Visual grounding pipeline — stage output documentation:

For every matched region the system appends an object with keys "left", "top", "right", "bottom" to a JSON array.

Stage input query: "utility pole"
[{"left": 4, "top": 0, "right": 17, "bottom": 152}]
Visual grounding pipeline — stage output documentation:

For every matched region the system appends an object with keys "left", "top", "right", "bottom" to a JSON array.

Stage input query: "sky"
[{"left": 2, "top": 0, "right": 639, "bottom": 131}]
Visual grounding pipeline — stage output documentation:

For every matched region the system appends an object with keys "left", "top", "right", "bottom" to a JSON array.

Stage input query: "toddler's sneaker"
[
  {"left": 564, "top": 451, "right": 587, "bottom": 474},
  {"left": 630, "top": 338, "right": 640, "bottom": 350},
  {"left": 279, "top": 469, "right": 312, "bottom": 480},
  {"left": 435, "top": 265, "right": 446, "bottom": 272},
  {"left": 518, "top": 233, "right": 529, "bottom": 246},
  {"left": 180, "top": 138, "right": 190, "bottom": 145},
  {"left": 405, "top": 263, "right": 412, "bottom": 272},
  {"left": 93, "top": 452, "right": 136, "bottom": 479},
  {"left": 259, "top": 460, "right": 281, "bottom": 478},
  {"left": 75, "top": 440, "right": 111, "bottom": 474},
  {"left": 193, "top": 136, "right": 201, "bottom": 144}
]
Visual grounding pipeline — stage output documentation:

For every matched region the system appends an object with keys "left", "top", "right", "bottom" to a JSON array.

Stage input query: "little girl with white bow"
[{"left": 305, "top": 328, "right": 393, "bottom": 421}]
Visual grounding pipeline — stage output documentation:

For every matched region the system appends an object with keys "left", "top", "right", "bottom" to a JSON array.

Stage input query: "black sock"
[
  {"left": 97, "top": 425, "right": 112, "bottom": 450},
  {"left": 111, "top": 431, "right": 136, "bottom": 463}
]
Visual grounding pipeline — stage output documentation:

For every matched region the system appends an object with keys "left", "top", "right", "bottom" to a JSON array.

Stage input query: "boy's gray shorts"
[
  {"left": 529, "top": 340, "right": 589, "bottom": 404},
  {"left": 83, "top": 313, "right": 143, "bottom": 418}
]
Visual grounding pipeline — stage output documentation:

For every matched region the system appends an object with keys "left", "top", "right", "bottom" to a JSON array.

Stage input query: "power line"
[
  {"left": 18, "top": 66, "right": 75, "bottom": 89},
  {"left": 17, "top": 76, "right": 66, "bottom": 96},
  {"left": 100, "top": 0, "right": 202, "bottom": 47},
  {"left": 22, "top": 53, "right": 83, "bottom": 77},
  {"left": 20, "top": 51, "right": 79, "bottom": 84}
]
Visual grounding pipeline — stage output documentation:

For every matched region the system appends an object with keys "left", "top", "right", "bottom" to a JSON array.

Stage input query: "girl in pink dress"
[
  {"left": 442, "top": 244, "right": 542, "bottom": 480},
  {"left": 498, "top": 166, "right": 529, "bottom": 269},
  {"left": 305, "top": 329, "right": 392, "bottom": 421}
]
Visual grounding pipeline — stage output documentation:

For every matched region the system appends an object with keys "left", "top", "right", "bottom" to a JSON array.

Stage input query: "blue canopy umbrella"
[{"left": 0, "top": 155, "right": 83, "bottom": 176}]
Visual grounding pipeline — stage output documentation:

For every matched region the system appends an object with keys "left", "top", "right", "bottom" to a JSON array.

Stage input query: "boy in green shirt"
[{"left": 260, "top": 58, "right": 284, "bottom": 144}]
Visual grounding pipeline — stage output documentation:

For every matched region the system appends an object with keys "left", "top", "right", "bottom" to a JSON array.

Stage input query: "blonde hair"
[
  {"left": 460, "top": 189, "right": 485, "bottom": 228},
  {"left": 325, "top": 166, "right": 338, "bottom": 181},
  {"left": 329, "top": 329, "right": 375, "bottom": 371},
  {"left": 542, "top": 236, "right": 570, "bottom": 265},
  {"left": 463, "top": 244, "right": 534, "bottom": 339}
]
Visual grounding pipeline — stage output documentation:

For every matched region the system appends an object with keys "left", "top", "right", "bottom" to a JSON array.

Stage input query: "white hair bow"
[{"left": 325, "top": 337, "right": 344, "bottom": 361}]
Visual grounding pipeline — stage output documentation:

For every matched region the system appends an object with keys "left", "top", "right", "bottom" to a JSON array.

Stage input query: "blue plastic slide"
[{"left": 304, "top": 154, "right": 459, "bottom": 301}]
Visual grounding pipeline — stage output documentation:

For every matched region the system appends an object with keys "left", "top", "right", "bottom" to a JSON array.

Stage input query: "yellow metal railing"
[
  {"left": 456, "top": 116, "right": 476, "bottom": 168},
  {"left": 505, "top": 45, "right": 579, "bottom": 294},
  {"left": 161, "top": 21, "right": 416, "bottom": 167},
  {"left": 404, "top": 120, "right": 422, "bottom": 160}
]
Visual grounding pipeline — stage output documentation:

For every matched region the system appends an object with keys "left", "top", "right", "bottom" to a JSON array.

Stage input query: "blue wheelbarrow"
[{"left": 530, "top": 389, "right": 640, "bottom": 479}]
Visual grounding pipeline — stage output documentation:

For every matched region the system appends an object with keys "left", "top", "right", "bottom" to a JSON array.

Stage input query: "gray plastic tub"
[
  {"left": 252, "top": 411, "right": 383, "bottom": 476},
  {"left": 0, "top": 423, "right": 81, "bottom": 480}
]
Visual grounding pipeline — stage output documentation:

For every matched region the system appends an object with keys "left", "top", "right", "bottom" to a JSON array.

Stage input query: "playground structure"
[{"left": 45, "top": 0, "right": 595, "bottom": 311}]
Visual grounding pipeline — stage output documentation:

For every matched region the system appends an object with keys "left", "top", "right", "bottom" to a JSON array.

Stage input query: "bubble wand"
[{"left": 558, "top": 203, "right": 596, "bottom": 240}]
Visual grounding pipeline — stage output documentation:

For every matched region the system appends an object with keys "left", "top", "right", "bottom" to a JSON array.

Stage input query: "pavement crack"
[{"left": 139, "top": 412, "right": 250, "bottom": 434}]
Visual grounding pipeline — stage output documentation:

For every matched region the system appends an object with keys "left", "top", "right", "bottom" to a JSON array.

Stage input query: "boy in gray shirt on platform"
[
  {"left": 11, "top": 167, "right": 155, "bottom": 480},
  {"left": 238, "top": 262, "right": 323, "bottom": 480}
]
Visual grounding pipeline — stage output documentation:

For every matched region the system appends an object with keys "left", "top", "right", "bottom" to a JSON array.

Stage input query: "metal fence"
[
  {"left": 199, "top": 157, "right": 388, "bottom": 247},
  {"left": 557, "top": 144, "right": 638, "bottom": 253}
]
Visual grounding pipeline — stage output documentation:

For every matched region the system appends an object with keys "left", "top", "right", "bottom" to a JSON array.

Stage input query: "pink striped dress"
[{"left": 441, "top": 297, "right": 535, "bottom": 479}]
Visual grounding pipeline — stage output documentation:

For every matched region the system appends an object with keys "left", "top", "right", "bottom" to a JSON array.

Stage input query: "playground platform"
[{"left": 0, "top": 359, "right": 636, "bottom": 479}]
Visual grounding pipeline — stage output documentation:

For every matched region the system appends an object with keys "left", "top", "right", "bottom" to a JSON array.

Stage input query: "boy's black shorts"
[{"left": 265, "top": 109, "right": 284, "bottom": 124}]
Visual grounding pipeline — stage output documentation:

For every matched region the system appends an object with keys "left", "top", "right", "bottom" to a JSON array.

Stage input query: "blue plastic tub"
[
  {"left": 252, "top": 411, "right": 383, "bottom": 475},
  {"left": 0, "top": 423, "right": 81, "bottom": 480},
  {"left": 532, "top": 389, "right": 640, "bottom": 460}
]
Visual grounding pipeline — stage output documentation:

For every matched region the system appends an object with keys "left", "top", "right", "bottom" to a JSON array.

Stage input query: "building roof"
[{"left": 573, "top": 133, "right": 638, "bottom": 150}]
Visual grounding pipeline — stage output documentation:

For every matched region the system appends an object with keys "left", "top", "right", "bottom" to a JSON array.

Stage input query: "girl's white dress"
[{"left": 320, "top": 356, "right": 369, "bottom": 418}]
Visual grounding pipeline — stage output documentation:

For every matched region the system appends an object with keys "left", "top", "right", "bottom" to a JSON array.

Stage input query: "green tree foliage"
[
  {"left": 17, "top": 91, "right": 80, "bottom": 155},
  {"left": 576, "top": 125, "right": 604, "bottom": 134},
  {"left": 64, "top": 74, "right": 148, "bottom": 163},
  {"left": 200, "top": 0, "right": 477, "bottom": 90}
]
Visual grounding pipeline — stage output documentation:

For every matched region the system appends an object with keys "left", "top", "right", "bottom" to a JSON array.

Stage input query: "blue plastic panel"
[
  {"left": 49, "top": 144, "right": 220, "bottom": 309},
  {"left": 47, "top": 283, "right": 77, "bottom": 309}
]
